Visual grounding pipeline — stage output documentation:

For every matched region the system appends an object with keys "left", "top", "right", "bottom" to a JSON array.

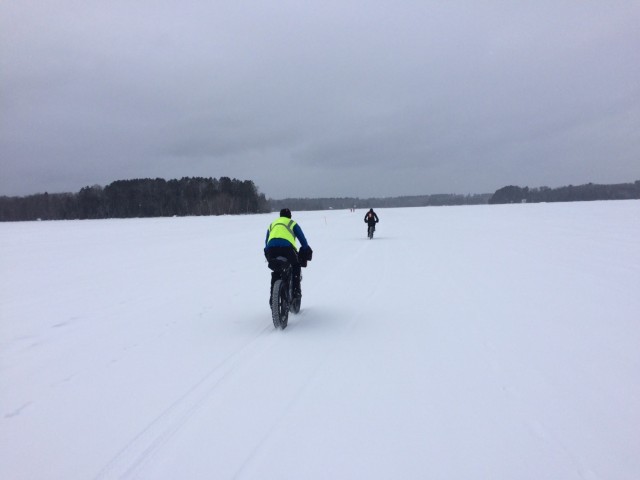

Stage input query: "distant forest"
[
  {"left": 270, "top": 193, "right": 492, "bottom": 212},
  {"left": 0, "top": 177, "right": 269, "bottom": 221},
  {"left": 2, "top": 178, "right": 639, "bottom": 222},
  {"left": 488, "top": 181, "right": 640, "bottom": 204}
]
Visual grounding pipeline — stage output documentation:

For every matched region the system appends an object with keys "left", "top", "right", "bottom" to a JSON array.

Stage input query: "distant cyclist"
[
  {"left": 264, "top": 208, "right": 312, "bottom": 303},
  {"left": 364, "top": 208, "right": 379, "bottom": 237}
]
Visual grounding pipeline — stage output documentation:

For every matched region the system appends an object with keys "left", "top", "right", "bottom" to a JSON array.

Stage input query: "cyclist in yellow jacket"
[{"left": 265, "top": 208, "right": 312, "bottom": 303}]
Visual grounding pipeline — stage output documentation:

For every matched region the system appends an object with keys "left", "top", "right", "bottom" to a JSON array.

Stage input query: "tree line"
[
  {"left": 0, "top": 177, "right": 269, "bottom": 221},
  {"left": 270, "top": 193, "right": 492, "bottom": 212},
  {"left": 4, "top": 177, "right": 638, "bottom": 221},
  {"left": 488, "top": 181, "right": 640, "bottom": 204}
]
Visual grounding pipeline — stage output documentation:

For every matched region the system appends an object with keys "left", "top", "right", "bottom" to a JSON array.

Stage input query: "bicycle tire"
[
  {"left": 271, "top": 278, "right": 289, "bottom": 329},
  {"left": 271, "top": 279, "right": 282, "bottom": 329},
  {"left": 291, "top": 296, "right": 301, "bottom": 314},
  {"left": 279, "top": 278, "right": 290, "bottom": 329}
]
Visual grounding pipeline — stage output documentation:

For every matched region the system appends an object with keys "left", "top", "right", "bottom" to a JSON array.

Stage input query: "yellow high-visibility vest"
[{"left": 268, "top": 217, "right": 298, "bottom": 249}]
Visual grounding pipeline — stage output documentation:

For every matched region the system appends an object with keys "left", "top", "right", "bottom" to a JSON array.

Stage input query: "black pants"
[{"left": 266, "top": 246, "right": 301, "bottom": 294}]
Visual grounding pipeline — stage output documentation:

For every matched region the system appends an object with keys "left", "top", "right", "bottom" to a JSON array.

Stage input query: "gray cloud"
[{"left": 1, "top": 1, "right": 639, "bottom": 199}]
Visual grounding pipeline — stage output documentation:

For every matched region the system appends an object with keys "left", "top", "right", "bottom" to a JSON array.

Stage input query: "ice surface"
[{"left": 1, "top": 201, "right": 639, "bottom": 479}]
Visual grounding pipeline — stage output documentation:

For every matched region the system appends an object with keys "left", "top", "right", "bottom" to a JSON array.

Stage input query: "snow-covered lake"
[{"left": 2, "top": 201, "right": 639, "bottom": 479}]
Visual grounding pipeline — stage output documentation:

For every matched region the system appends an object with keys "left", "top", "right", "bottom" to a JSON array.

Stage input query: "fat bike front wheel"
[{"left": 271, "top": 279, "right": 290, "bottom": 329}]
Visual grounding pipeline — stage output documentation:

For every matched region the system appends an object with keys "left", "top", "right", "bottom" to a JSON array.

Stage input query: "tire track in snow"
[
  {"left": 93, "top": 325, "right": 278, "bottom": 480},
  {"left": 309, "top": 229, "right": 383, "bottom": 308},
  {"left": 232, "top": 237, "right": 392, "bottom": 478}
]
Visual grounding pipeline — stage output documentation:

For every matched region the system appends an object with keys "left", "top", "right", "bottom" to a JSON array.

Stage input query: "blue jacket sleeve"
[{"left": 293, "top": 224, "right": 309, "bottom": 249}]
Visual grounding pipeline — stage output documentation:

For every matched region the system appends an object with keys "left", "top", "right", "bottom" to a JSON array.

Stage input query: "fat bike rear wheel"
[
  {"left": 271, "top": 279, "right": 289, "bottom": 329},
  {"left": 291, "top": 296, "right": 301, "bottom": 314}
]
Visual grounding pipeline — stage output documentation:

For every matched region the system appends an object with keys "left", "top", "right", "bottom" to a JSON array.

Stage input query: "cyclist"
[
  {"left": 364, "top": 208, "right": 379, "bottom": 236},
  {"left": 265, "top": 208, "right": 312, "bottom": 304}
]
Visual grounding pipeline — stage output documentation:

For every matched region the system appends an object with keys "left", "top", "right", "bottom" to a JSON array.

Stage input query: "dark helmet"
[{"left": 280, "top": 208, "right": 292, "bottom": 218}]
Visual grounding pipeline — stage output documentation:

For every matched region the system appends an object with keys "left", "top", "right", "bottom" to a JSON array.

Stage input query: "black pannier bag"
[{"left": 298, "top": 247, "right": 313, "bottom": 267}]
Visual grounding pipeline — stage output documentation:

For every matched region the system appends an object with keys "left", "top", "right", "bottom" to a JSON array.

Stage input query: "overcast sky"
[{"left": 1, "top": 1, "right": 639, "bottom": 199}]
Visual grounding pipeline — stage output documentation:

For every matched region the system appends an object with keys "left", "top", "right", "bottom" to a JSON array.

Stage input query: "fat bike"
[
  {"left": 268, "top": 256, "right": 301, "bottom": 329},
  {"left": 367, "top": 225, "right": 375, "bottom": 239}
]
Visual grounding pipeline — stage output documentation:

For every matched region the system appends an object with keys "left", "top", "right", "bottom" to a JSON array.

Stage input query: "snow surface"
[{"left": 1, "top": 201, "right": 639, "bottom": 480}]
